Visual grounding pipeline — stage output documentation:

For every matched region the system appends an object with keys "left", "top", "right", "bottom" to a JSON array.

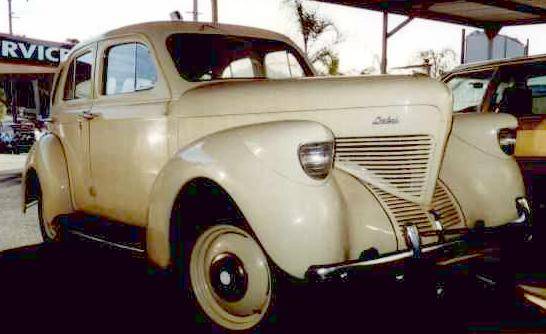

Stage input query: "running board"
[
  {"left": 67, "top": 229, "right": 146, "bottom": 254},
  {"left": 24, "top": 200, "right": 38, "bottom": 210},
  {"left": 59, "top": 213, "right": 147, "bottom": 257}
]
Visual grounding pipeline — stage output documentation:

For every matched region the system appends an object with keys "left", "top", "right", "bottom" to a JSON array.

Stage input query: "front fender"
[
  {"left": 147, "top": 121, "right": 346, "bottom": 279},
  {"left": 440, "top": 113, "right": 525, "bottom": 228},
  {"left": 22, "top": 133, "right": 73, "bottom": 224}
]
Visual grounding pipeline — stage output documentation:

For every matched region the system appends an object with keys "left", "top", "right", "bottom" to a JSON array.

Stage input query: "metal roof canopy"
[{"left": 313, "top": 0, "right": 546, "bottom": 73}]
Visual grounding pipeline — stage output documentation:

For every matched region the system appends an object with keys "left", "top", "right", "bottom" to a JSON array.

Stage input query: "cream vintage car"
[{"left": 22, "top": 21, "right": 530, "bottom": 331}]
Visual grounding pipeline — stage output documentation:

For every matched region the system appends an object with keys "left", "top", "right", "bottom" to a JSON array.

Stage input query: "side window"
[
  {"left": 75, "top": 53, "right": 93, "bottom": 99},
  {"left": 51, "top": 68, "right": 63, "bottom": 105},
  {"left": 104, "top": 44, "right": 136, "bottom": 95},
  {"left": 104, "top": 42, "right": 157, "bottom": 95},
  {"left": 63, "top": 62, "right": 75, "bottom": 100},
  {"left": 492, "top": 68, "right": 546, "bottom": 116},
  {"left": 63, "top": 52, "right": 93, "bottom": 100},
  {"left": 527, "top": 75, "right": 546, "bottom": 115},
  {"left": 136, "top": 44, "right": 157, "bottom": 90},
  {"left": 265, "top": 51, "right": 304, "bottom": 79}
]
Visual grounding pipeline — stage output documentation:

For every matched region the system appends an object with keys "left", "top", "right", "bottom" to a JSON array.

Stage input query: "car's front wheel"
[{"left": 177, "top": 223, "right": 275, "bottom": 332}]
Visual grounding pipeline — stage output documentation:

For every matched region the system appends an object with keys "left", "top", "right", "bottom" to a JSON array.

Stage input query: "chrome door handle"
[{"left": 82, "top": 111, "right": 100, "bottom": 120}]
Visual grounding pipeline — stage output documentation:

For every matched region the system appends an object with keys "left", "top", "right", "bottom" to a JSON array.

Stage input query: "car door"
[
  {"left": 87, "top": 35, "right": 170, "bottom": 227},
  {"left": 54, "top": 45, "right": 96, "bottom": 211}
]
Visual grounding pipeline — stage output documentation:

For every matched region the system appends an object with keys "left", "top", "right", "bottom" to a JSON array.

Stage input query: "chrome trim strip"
[
  {"left": 475, "top": 274, "right": 496, "bottom": 286},
  {"left": 437, "top": 253, "right": 483, "bottom": 266},
  {"left": 68, "top": 229, "right": 145, "bottom": 253},
  {"left": 25, "top": 200, "right": 38, "bottom": 209}
]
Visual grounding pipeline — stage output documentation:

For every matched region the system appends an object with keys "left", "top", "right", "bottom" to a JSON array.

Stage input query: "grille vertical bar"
[{"left": 368, "top": 181, "right": 466, "bottom": 243}]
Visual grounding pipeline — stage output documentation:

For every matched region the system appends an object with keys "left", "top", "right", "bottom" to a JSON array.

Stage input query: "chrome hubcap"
[{"left": 209, "top": 253, "right": 248, "bottom": 303}]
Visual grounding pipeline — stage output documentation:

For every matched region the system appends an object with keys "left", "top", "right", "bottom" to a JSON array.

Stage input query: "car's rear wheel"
[{"left": 37, "top": 182, "right": 61, "bottom": 243}]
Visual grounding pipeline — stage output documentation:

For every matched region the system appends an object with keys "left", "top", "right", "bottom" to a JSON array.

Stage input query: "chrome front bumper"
[{"left": 306, "top": 197, "right": 532, "bottom": 283}]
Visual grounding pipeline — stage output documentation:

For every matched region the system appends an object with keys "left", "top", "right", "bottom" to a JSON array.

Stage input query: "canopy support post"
[
  {"left": 7, "top": 0, "right": 13, "bottom": 35},
  {"left": 461, "top": 29, "right": 466, "bottom": 64},
  {"left": 211, "top": 0, "right": 218, "bottom": 24},
  {"left": 380, "top": 11, "right": 414, "bottom": 74},
  {"left": 193, "top": 0, "right": 199, "bottom": 22},
  {"left": 381, "top": 11, "right": 388, "bottom": 74},
  {"left": 485, "top": 25, "right": 502, "bottom": 60}
]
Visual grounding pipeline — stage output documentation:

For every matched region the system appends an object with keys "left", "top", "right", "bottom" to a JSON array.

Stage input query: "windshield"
[
  {"left": 446, "top": 70, "right": 494, "bottom": 113},
  {"left": 166, "top": 33, "right": 312, "bottom": 82}
]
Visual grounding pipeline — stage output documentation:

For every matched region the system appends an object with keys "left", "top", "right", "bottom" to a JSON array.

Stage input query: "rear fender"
[{"left": 22, "top": 133, "right": 73, "bottom": 224}]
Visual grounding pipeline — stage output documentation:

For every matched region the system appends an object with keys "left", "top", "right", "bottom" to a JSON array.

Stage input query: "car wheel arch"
[
  {"left": 168, "top": 177, "right": 248, "bottom": 259},
  {"left": 23, "top": 133, "right": 73, "bottom": 224},
  {"left": 23, "top": 167, "right": 40, "bottom": 212}
]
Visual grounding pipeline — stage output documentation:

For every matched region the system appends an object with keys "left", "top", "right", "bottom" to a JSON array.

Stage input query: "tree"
[
  {"left": 285, "top": 0, "right": 342, "bottom": 75},
  {"left": 359, "top": 54, "right": 381, "bottom": 75},
  {"left": 413, "top": 48, "right": 457, "bottom": 78},
  {"left": 313, "top": 48, "right": 340, "bottom": 75}
]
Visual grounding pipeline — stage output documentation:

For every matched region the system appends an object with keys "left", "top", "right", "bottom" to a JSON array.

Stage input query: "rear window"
[{"left": 166, "top": 33, "right": 311, "bottom": 82}]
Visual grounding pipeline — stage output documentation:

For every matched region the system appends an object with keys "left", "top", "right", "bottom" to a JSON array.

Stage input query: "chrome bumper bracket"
[{"left": 306, "top": 197, "right": 532, "bottom": 284}]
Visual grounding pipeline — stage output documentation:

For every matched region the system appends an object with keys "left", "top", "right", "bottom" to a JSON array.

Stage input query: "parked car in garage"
[
  {"left": 23, "top": 21, "right": 529, "bottom": 332},
  {"left": 443, "top": 55, "right": 546, "bottom": 231}
]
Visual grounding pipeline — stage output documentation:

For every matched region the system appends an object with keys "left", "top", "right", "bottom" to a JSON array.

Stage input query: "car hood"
[{"left": 173, "top": 75, "right": 452, "bottom": 118}]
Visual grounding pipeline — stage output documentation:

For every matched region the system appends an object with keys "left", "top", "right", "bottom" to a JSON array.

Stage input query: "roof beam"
[
  {"left": 315, "top": 1, "right": 492, "bottom": 27},
  {"left": 468, "top": 0, "right": 546, "bottom": 17},
  {"left": 387, "top": 15, "right": 413, "bottom": 38},
  {"left": 313, "top": 0, "right": 546, "bottom": 27}
]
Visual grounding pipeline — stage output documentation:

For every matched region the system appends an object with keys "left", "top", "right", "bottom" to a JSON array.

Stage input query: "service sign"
[{"left": 0, "top": 35, "right": 72, "bottom": 66}]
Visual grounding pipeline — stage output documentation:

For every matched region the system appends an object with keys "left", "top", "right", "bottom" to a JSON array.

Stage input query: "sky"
[{"left": 1, "top": 0, "right": 546, "bottom": 73}]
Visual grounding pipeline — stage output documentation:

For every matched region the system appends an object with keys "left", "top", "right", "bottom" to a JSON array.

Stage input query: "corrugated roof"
[{"left": 313, "top": 1, "right": 546, "bottom": 27}]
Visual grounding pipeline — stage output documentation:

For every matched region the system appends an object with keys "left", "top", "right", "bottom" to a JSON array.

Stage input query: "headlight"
[
  {"left": 498, "top": 128, "right": 517, "bottom": 156},
  {"left": 298, "top": 142, "right": 334, "bottom": 180}
]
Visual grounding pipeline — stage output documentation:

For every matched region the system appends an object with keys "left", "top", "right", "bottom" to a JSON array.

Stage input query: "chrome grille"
[
  {"left": 369, "top": 182, "right": 466, "bottom": 242},
  {"left": 430, "top": 182, "right": 464, "bottom": 229},
  {"left": 335, "top": 135, "right": 434, "bottom": 202}
]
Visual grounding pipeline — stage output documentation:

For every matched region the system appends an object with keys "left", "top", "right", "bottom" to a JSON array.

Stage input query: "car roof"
[
  {"left": 74, "top": 21, "right": 297, "bottom": 51},
  {"left": 448, "top": 54, "right": 546, "bottom": 74}
]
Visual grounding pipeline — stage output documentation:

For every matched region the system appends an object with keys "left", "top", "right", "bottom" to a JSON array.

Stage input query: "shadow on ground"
[{"left": 0, "top": 235, "right": 545, "bottom": 333}]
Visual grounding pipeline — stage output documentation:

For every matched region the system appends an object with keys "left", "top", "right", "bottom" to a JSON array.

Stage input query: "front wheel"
[{"left": 181, "top": 224, "right": 275, "bottom": 332}]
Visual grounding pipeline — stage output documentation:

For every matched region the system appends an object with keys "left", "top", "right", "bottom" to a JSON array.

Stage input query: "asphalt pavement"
[
  {"left": 0, "top": 174, "right": 41, "bottom": 251},
  {"left": 0, "top": 175, "right": 544, "bottom": 332}
]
